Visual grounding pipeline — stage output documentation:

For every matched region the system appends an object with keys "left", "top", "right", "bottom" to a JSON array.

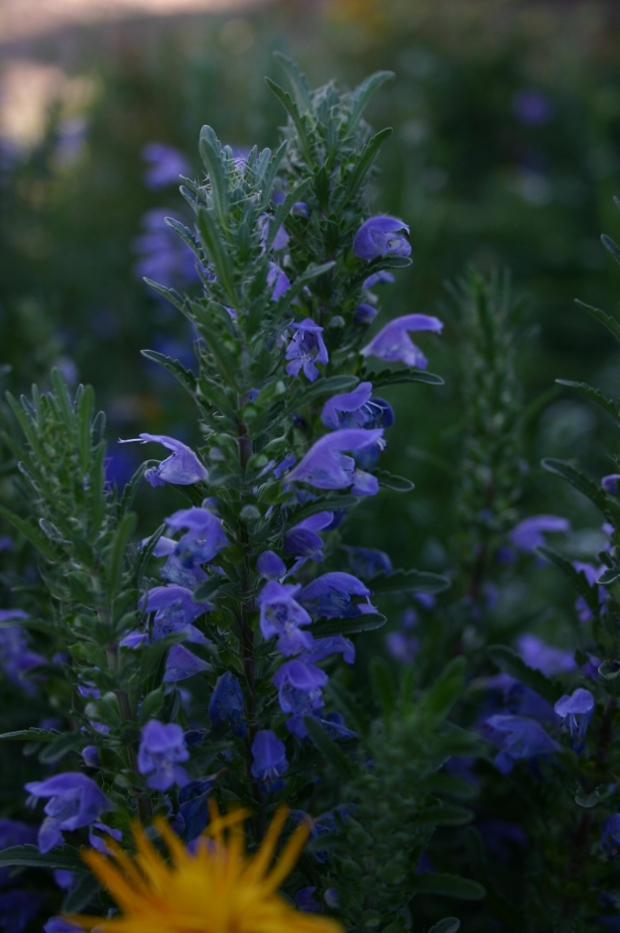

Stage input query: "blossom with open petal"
[
  {"left": 360, "top": 315, "right": 443, "bottom": 369},
  {"left": 287, "top": 429, "right": 384, "bottom": 496},
  {"left": 353, "top": 216, "right": 411, "bottom": 260},
  {"left": 119, "top": 434, "right": 207, "bottom": 487},
  {"left": 285, "top": 320, "right": 329, "bottom": 383}
]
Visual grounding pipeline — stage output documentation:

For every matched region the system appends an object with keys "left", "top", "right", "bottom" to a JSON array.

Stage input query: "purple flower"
[
  {"left": 509, "top": 515, "right": 570, "bottom": 553},
  {"left": 603, "top": 474, "right": 620, "bottom": 495},
  {"left": 119, "top": 433, "right": 208, "bottom": 487},
  {"left": 360, "top": 314, "right": 443, "bottom": 369},
  {"left": 0, "top": 890, "right": 44, "bottom": 932},
  {"left": 363, "top": 271, "right": 395, "bottom": 289},
  {"left": 298, "top": 572, "right": 376, "bottom": 620},
  {"left": 251, "top": 730, "right": 288, "bottom": 787},
  {"left": 25, "top": 773, "right": 111, "bottom": 853},
  {"left": 142, "top": 142, "right": 190, "bottom": 190},
  {"left": 287, "top": 428, "right": 384, "bottom": 496},
  {"left": 208, "top": 671, "right": 246, "bottom": 736},
  {"left": 142, "top": 585, "right": 208, "bottom": 644},
  {"left": 81, "top": 746, "right": 100, "bottom": 769},
  {"left": 257, "top": 550, "right": 287, "bottom": 580},
  {"left": 284, "top": 512, "right": 334, "bottom": 563},
  {"left": 0, "top": 621, "right": 45, "bottom": 694},
  {"left": 601, "top": 814, "right": 620, "bottom": 858},
  {"left": 305, "top": 635, "right": 355, "bottom": 665},
  {"left": 573, "top": 561, "right": 608, "bottom": 623},
  {"left": 164, "top": 645, "right": 210, "bottom": 683},
  {"left": 137, "top": 720, "right": 189, "bottom": 791},
  {"left": 344, "top": 546, "right": 392, "bottom": 580},
  {"left": 260, "top": 215, "right": 289, "bottom": 251},
  {"left": 0, "top": 820, "right": 37, "bottom": 887},
  {"left": 517, "top": 634, "right": 576, "bottom": 676},
  {"left": 257, "top": 581, "right": 313, "bottom": 657},
  {"left": 354, "top": 303, "right": 378, "bottom": 325},
  {"left": 321, "top": 382, "right": 394, "bottom": 432},
  {"left": 483, "top": 715, "right": 560, "bottom": 774},
  {"left": 272, "top": 659, "right": 328, "bottom": 737},
  {"left": 164, "top": 506, "right": 227, "bottom": 567},
  {"left": 44, "top": 919, "right": 85, "bottom": 933},
  {"left": 268, "top": 262, "right": 291, "bottom": 301},
  {"left": 296, "top": 888, "right": 322, "bottom": 912},
  {"left": 285, "top": 319, "right": 329, "bottom": 382},
  {"left": 512, "top": 89, "right": 554, "bottom": 126},
  {"left": 353, "top": 216, "right": 411, "bottom": 261},
  {"left": 386, "top": 631, "right": 419, "bottom": 663},
  {"left": 133, "top": 209, "right": 199, "bottom": 290},
  {"left": 554, "top": 688, "right": 595, "bottom": 753},
  {"left": 146, "top": 535, "right": 207, "bottom": 589},
  {"left": 88, "top": 821, "right": 122, "bottom": 855}
]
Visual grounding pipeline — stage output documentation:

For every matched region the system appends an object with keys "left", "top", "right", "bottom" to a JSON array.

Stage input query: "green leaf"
[
  {"left": 0, "top": 502, "right": 58, "bottom": 560},
  {"left": 294, "top": 375, "right": 359, "bottom": 406},
  {"left": 416, "top": 803, "right": 473, "bottom": 826},
  {"left": 0, "top": 728, "right": 61, "bottom": 742},
  {"left": 374, "top": 469, "right": 414, "bottom": 493},
  {"left": 339, "top": 127, "right": 393, "bottom": 206},
  {"left": 0, "top": 844, "right": 88, "bottom": 873},
  {"left": 76, "top": 383, "right": 95, "bottom": 475},
  {"left": 325, "top": 681, "right": 367, "bottom": 736},
  {"left": 193, "top": 577, "right": 227, "bottom": 603},
  {"left": 265, "top": 78, "right": 315, "bottom": 167},
  {"left": 313, "top": 613, "right": 386, "bottom": 638},
  {"left": 370, "top": 656, "right": 396, "bottom": 717},
  {"left": 347, "top": 71, "right": 395, "bottom": 134},
  {"left": 267, "top": 179, "right": 311, "bottom": 251},
  {"left": 62, "top": 870, "right": 101, "bottom": 913},
  {"left": 106, "top": 511, "right": 137, "bottom": 599},
  {"left": 597, "top": 567, "right": 620, "bottom": 586},
  {"left": 141, "top": 350, "right": 197, "bottom": 396},
  {"left": 303, "top": 716, "right": 356, "bottom": 780},
  {"left": 411, "top": 872, "right": 485, "bottom": 901},
  {"left": 602, "top": 233, "right": 620, "bottom": 266},
  {"left": 428, "top": 919, "right": 461, "bottom": 933},
  {"left": 487, "top": 645, "right": 559, "bottom": 704},
  {"left": 197, "top": 208, "right": 238, "bottom": 305},
  {"left": 421, "top": 657, "right": 467, "bottom": 720},
  {"left": 256, "top": 142, "right": 287, "bottom": 211},
  {"left": 286, "top": 495, "right": 359, "bottom": 526},
  {"left": 575, "top": 299, "right": 620, "bottom": 347},
  {"left": 541, "top": 458, "right": 616, "bottom": 518},
  {"left": 370, "top": 369, "right": 445, "bottom": 389},
  {"left": 370, "top": 568, "right": 450, "bottom": 596},
  {"left": 198, "top": 125, "right": 229, "bottom": 222},
  {"left": 40, "top": 731, "right": 85, "bottom": 763},
  {"left": 536, "top": 545, "right": 600, "bottom": 616},
  {"left": 274, "top": 52, "right": 313, "bottom": 111},
  {"left": 138, "top": 688, "right": 166, "bottom": 726},
  {"left": 555, "top": 379, "right": 618, "bottom": 420}
]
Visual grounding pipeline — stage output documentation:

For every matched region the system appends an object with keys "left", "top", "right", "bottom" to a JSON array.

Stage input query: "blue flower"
[
  {"left": 512, "top": 89, "right": 554, "bottom": 126},
  {"left": 601, "top": 814, "right": 620, "bottom": 858},
  {"left": 141, "top": 584, "right": 209, "bottom": 644},
  {"left": 0, "top": 890, "right": 44, "bottom": 932},
  {"left": 287, "top": 428, "right": 384, "bottom": 496},
  {"left": 353, "top": 216, "right": 411, "bottom": 260},
  {"left": 284, "top": 511, "right": 334, "bottom": 563},
  {"left": 554, "top": 688, "right": 595, "bottom": 754},
  {"left": 251, "top": 730, "right": 288, "bottom": 788},
  {"left": 363, "top": 270, "right": 395, "bottom": 289},
  {"left": 360, "top": 314, "right": 443, "bottom": 369},
  {"left": 321, "top": 382, "right": 394, "bottom": 433},
  {"left": 285, "top": 319, "right": 329, "bottom": 382},
  {"left": 0, "top": 615, "right": 45, "bottom": 694},
  {"left": 272, "top": 660, "right": 328, "bottom": 737},
  {"left": 602, "top": 474, "right": 620, "bottom": 495},
  {"left": 257, "top": 581, "right": 313, "bottom": 656},
  {"left": 517, "top": 634, "right": 576, "bottom": 676},
  {"left": 164, "top": 506, "right": 228, "bottom": 567},
  {"left": 267, "top": 262, "right": 291, "bottom": 300},
  {"left": 509, "top": 514, "right": 570, "bottom": 553},
  {"left": 354, "top": 303, "right": 378, "bottom": 325},
  {"left": 296, "top": 888, "right": 322, "bottom": 912},
  {"left": 25, "top": 773, "right": 111, "bottom": 853},
  {"left": 142, "top": 142, "right": 190, "bottom": 190},
  {"left": 44, "top": 918, "right": 84, "bottom": 932},
  {"left": 0, "top": 820, "right": 37, "bottom": 887},
  {"left": 208, "top": 671, "right": 246, "bottom": 736},
  {"left": 133, "top": 209, "right": 199, "bottom": 290},
  {"left": 137, "top": 720, "right": 189, "bottom": 791},
  {"left": 119, "top": 433, "right": 208, "bottom": 487},
  {"left": 483, "top": 715, "right": 560, "bottom": 774},
  {"left": 164, "top": 644, "right": 210, "bottom": 683},
  {"left": 344, "top": 546, "right": 392, "bottom": 580},
  {"left": 298, "top": 572, "right": 377, "bottom": 620},
  {"left": 257, "top": 550, "right": 287, "bottom": 580},
  {"left": 146, "top": 535, "right": 208, "bottom": 589}
]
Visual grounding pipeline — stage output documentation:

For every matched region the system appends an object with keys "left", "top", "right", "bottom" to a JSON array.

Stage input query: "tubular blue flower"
[
  {"left": 305, "top": 635, "right": 355, "bottom": 665},
  {"left": 321, "top": 382, "right": 394, "bottom": 434},
  {"left": 119, "top": 433, "right": 208, "bottom": 487},
  {"left": 164, "top": 507, "right": 228, "bottom": 567},
  {"left": 0, "top": 620, "right": 45, "bottom": 694},
  {"left": 146, "top": 536, "right": 208, "bottom": 589},
  {"left": 164, "top": 645, "right": 210, "bottom": 683},
  {"left": 137, "top": 720, "right": 189, "bottom": 791},
  {"left": 0, "top": 820, "right": 37, "bottom": 887},
  {"left": 133, "top": 209, "right": 199, "bottom": 290},
  {"left": 509, "top": 515, "right": 570, "bottom": 553},
  {"left": 44, "top": 919, "right": 85, "bottom": 933},
  {"left": 257, "top": 581, "right": 313, "bottom": 657},
  {"left": 517, "top": 634, "right": 576, "bottom": 676},
  {"left": 573, "top": 561, "right": 608, "bottom": 623},
  {"left": 251, "top": 730, "right": 288, "bottom": 788},
  {"left": 285, "top": 319, "right": 329, "bottom": 383},
  {"left": 25, "top": 773, "right": 112, "bottom": 853},
  {"left": 287, "top": 428, "right": 384, "bottom": 496},
  {"left": 267, "top": 262, "right": 291, "bottom": 300},
  {"left": 343, "top": 546, "right": 392, "bottom": 581},
  {"left": 354, "top": 303, "right": 378, "bottom": 325},
  {"left": 142, "top": 585, "right": 209, "bottom": 644},
  {"left": 353, "top": 216, "right": 411, "bottom": 260},
  {"left": 601, "top": 814, "right": 620, "bottom": 858},
  {"left": 603, "top": 474, "right": 620, "bottom": 495},
  {"left": 272, "top": 659, "right": 328, "bottom": 737},
  {"left": 257, "top": 550, "right": 287, "bottom": 580},
  {"left": 259, "top": 215, "right": 289, "bottom": 251},
  {"left": 142, "top": 143, "right": 190, "bottom": 190},
  {"left": 296, "top": 888, "right": 322, "bottom": 913},
  {"left": 483, "top": 715, "right": 560, "bottom": 774},
  {"left": 88, "top": 821, "right": 122, "bottom": 855},
  {"left": 360, "top": 314, "right": 443, "bottom": 369},
  {"left": 298, "top": 572, "right": 377, "bottom": 620},
  {"left": 363, "top": 270, "right": 395, "bottom": 289},
  {"left": 284, "top": 512, "right": 334, "bottom": 563},
  {"left": 207, "top": 671, "right": 246, "bottom": 736},
  {"left": 554, "top": 688, "right": 595, "bottom": 753}
]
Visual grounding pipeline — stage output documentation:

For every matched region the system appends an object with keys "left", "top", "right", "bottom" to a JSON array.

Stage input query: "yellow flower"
[{"left": 69, "top": 803, "right": 344, "bottom": 933}]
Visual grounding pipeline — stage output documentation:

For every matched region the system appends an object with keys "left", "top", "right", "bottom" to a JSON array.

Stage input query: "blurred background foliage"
[{"left": 2, "top": 0, "right": 620, "bottom": 670}]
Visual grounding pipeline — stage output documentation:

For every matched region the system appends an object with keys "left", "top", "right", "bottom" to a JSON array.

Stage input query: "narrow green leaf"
[
  {"left": 0, "top": 728, "right": 61, "bottom": 742},
  {"left": 274, "top": 52, "right": 313, "bottom": 111},
  {"left": 76, "top": 383, "right": 95, "bottom": 475},
  {"left": 536, "top": 544, "right": 602, "bottom": 618},
  {"left": 5, "top": 393, "right": 45, "bottom": 461},
  {"left": 118, "top": 462, "right": 148, "bottom": 516},
  {"left": 370, "top": 370, "right": 445, "bottom": 389},
  {"left": 141, "top": 350, "right": 197, "bottom": 396},
  {"left": 347, "top": 71, "right": 395, "bottom": 134},
  {"left": 370, "top": 568, "right": 450, "bottom": 596},
  {"left": 313, "top": 613, "right": 386, "bottom": 638},
  {"left": 421, "top": 657, "right": 467, "bottom": 719},
  {"left": 143, "top": 280, "right": 193, "bottom": 321},
  {"left": 601, "top": 233, "right": 620, "bottom": 266},
  {"left": 374, "top": 469, "right": 414, "bottom": 493},
  {"left": 428, "top": 919, "right": 461, "bottom": 933},
  {"left": 487, "top": 645, "right": 559, "bottom": 704},
  {"left": 416, "top": 803, "right": 473, "bottom": 826},
  {"left": 597, "top": 567, "right": 620, "bottom": 586},
  {"left": 265, "top": 78, "right": 315, "bottom": 167},
  {"left": 106, "top": 512, "right": 138, "bottom": 599},
  {"left": 555, "top": 379, "right": 618, "bottom": 420},
  {"left": 542, "top": 457, "right": 614, "bottom": 516},
  {"left": 339, "top": 128, "right": 393, "bottom": 207},
  {"left": 62, "top": 870, "right": 101, "bottom": 913},
  {"left": 0, "top": 844, "right": 88, "bottom": 873},
  {"left": 303, "top": 716, "right": 356, "bottom": 780},
  {"left": 198, "top": 125, "right": 229, "bottom": 222},
  {"left": 40, "top": 731, "right": 85, "bottom": 763},
  {"left": 197, "top": 208, "right": 238, "bottom": 305},
  {"left": 575, "top": 299, "right": 620, "bottom": 347},
  {"left": 0, "top": 503, "right": 58, "bottom": 560},
  {"left": 257, "top": 142, "right": 287, "bottom": 211},
  {"left": 267, "top": 179, "right": 311, "bottom": 251},
  {"left": 51, "top": 368, "right": 75, "bottom": 433},
  {"left": 325, "top": 681, "right": 367, "bottom": 736},
  {"left": 165, "top": 216, "right": 203, "bottom": 264},
  {"left": 411, "top": 872, "right": 486, "bottom": 901},
  {"left": 370, "top": 656, "right": 396, "bottom": 717}
]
